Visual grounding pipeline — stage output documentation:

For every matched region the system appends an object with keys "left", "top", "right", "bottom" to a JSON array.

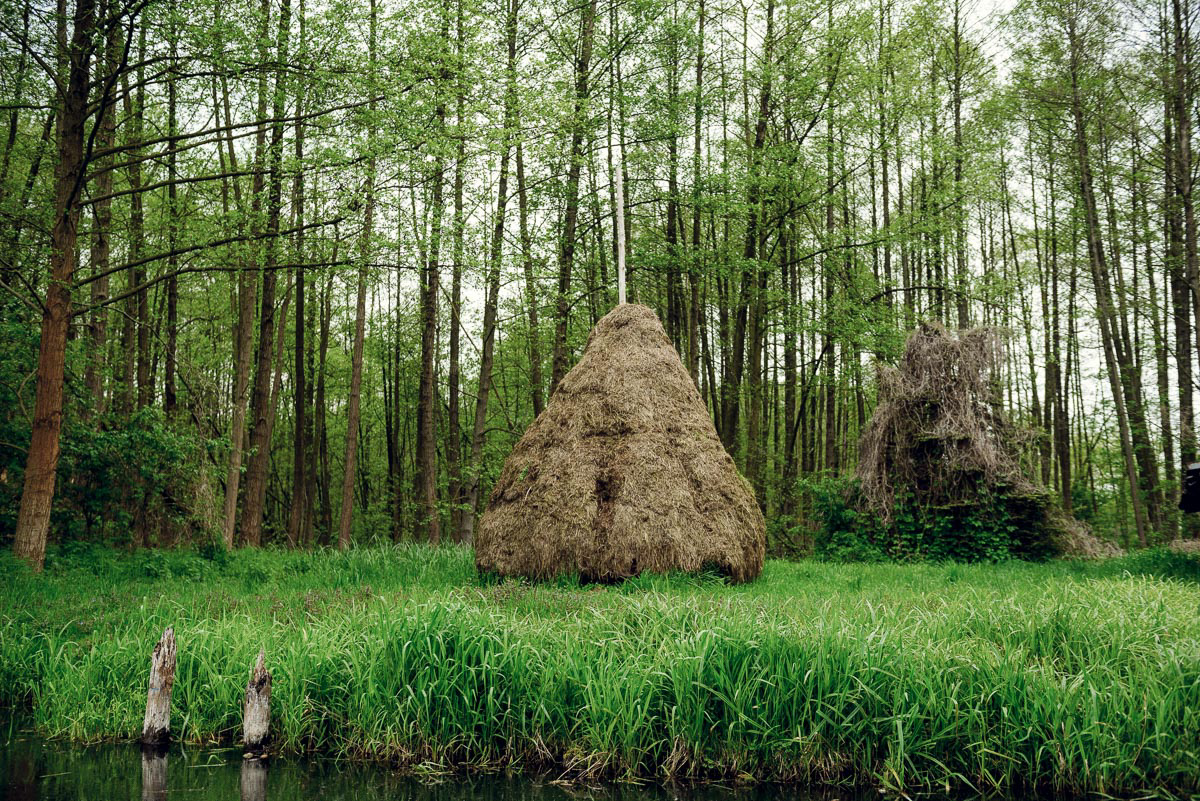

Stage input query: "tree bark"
[
  {"left": 516, "top": 137, "right": 543, "bottom": 417},
  {"left": 416, "top": 0, "right": 449, "bottom": 545},
  {"left": 1066, "top": 19, "right": 1147, "bottom": 545},
  {"left": 85, "top": 11, "right": 119, "bottom": 414},
  {"left": 13, "top": 0, "right": 95, "bottom": 571},
  {"left": 339, "top": 0, "right": 377, "bottom": 550},
  {"left": 141, "top": 628, "right": 176, "bottom": 746},
  {"left": 287, "top": 0, "right": 309, "bottom": 548},
  {"left": 164, "top": 7, "right": 179, "bottom": 418},
  {"left": 447, "top": 0, "right": 467, "bottom": 536},
  {"left": 242, "top": 649, "right": 271, "bottom": 755},
  {"left": 549, "top": 0, "right": 599, "bottom": 395},
  {"left": 242, "top": 0, "right": 292, "bottom": 546},
  {"left": 458, "top": 0, "right": 518, "bottom": 544},
  {"left": 687, "top": 0, "right": 704, "bottom": 382},
  {"left": 221, "top": 0, "right": 272, "bottom": 548}
]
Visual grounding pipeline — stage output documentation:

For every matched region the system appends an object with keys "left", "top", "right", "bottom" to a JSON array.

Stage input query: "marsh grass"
[{"left": 1, "top": 545, "right": 1199, "bottom": 795}]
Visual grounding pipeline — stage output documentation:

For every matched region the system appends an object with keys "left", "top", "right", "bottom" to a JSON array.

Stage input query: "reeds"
[{"left": 1, "top": 545, "right": 1198, "bottom": 794}]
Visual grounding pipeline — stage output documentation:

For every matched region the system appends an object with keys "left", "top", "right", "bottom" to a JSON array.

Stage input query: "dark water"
[{"left": 0, "top": 720, "right": 832, "bottom": 801}]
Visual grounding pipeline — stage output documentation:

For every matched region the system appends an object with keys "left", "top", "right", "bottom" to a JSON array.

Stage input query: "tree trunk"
[
  {"left": 287, "top": 0, "right": 309, "bottom": 548},
  {"left": 447, "top": 2, "right": 467, "bottom": 536},
  {"left": 416, "top": 2, "right": 449, "bottom": 545},
  {"left": 339, "top": 0, "right": 377, "bottom": 550},
  {"left": 549, "top": 0, "right": 599, "bottom": 395},
  {"left": 141, "top": 628, "right": 176, "bottom": 746},
  {"left": 687, "top": 0, "right": 704, "bottom": 382},
  {"left": 85, "top": 13, "right": 119, "bottom": 413},
  {"left": 164, "top": 8, "right": 179, "bottom": 418},
  {"left": 458, "top": 0, "right": 518, "bottom": 544},
  {"left": 1066, "top": 21, "right": 1147, "bottom": 545},
  {"left": 13, "top": 0, "right": 95, "bottom": 571},
  {"left": 315, "top": 263, "right": 334, "bottom": 544},
  {"left": 242, "top": 650, "right": 271, "bottom": 755},
  {"left": 222, "top": 0, "right": 272, "bottom": 548},
  {"left": 516, "top": 137, "right": 543, "bottom": 417}
]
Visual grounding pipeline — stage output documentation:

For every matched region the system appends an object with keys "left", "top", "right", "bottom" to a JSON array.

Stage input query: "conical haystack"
[{"left": 475, "top": 304, "right": 765, "bottom": 583}]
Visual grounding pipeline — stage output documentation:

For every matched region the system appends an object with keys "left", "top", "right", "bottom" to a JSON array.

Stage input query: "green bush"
[
  {"left": 810, "top": 477, "right": 1059, "bottom": 563},
  {"left": 1105, "top": 547, "right": 1200, "bottom": 583},
  {"left": 51, "top": 407, "right": 217, "bottom": 547},
  {"left": 807, "top": 476, "right": 887, "bottom": 562}
]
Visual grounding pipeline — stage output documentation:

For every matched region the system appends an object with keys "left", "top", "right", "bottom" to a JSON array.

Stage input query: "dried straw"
[
  {"left": 857, "top": 322, "right": 1015, "bottom": 520},
  {"left": 475, "top": 304, "right": 766, "bottom": 583}
]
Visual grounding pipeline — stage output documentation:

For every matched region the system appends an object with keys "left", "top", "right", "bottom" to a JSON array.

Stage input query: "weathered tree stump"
[
  {"left": 239, "top": 758, "right": 267, "bottom": 801},
  {"left": 140, "top": 749, "right": 167, "bottom": 801},
  {"left": 242, "top": 648, "right": 271, "bottom": 756},
  {"left": 141, "top": 627, "right": 176, "bottom": 747}
]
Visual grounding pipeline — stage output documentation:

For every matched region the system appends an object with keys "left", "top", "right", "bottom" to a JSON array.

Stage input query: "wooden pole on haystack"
[{"left": 614, "top": 139, "right": 626, "bottom": 305}]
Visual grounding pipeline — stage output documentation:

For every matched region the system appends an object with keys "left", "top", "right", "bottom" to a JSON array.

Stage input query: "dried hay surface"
[
  {"left": 475, "top": 304, "right": 766, "bottom": 583},
  {"left": 1059, "top": 518, "right": 1123, "bottom": 559},
  {"left": 857, "top": 323, "right": 1015, "bottom": 519},
  {"left": 1168, "top": 538, "right": 1200, "bottom": 555}
]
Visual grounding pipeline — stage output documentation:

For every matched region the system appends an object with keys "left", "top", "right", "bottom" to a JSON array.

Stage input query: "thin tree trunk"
[
  {"left": 416, "top": 0, "right": 450, "bottom": 545},
  {"left": 549, "top": 0, "right": 599, "bottom": 394},
  {"left": 339, "top": 0, "right": 377, "bottom": 550},
  {"left": 287, "top": 0, "right": 308, "bottom": 548},
  {"left": 447, "top": 0, "right": 467, "bottom": 536},
  {"left": 459, "top": 0, "right": 518, "bottom": 544},
  {"left": 516, "top": 137, "right": 543, "bottom": 417},
  {"left": 687, "top": 0, "right": 704, "bottom": 382},
  {"left": 315, "top": 257, "right": 334, "bottom": 543},
  {"left": 242, "top": 0, "right": 292, "bottom": 546},
  {"left": 85, "top": 9, "right": 119, "bottom": 413},
  {"left": 163, "top": 6, "right": 179, "bottom": 418},
  {"left": 1066, "top": 20, "right": 1147, "bottom": 545},
  {"left": 951, "top": 0, "right": 969, "bottom": 327},
  {"left": 221, "top": 0, "right": 271, "bottom": 548}
]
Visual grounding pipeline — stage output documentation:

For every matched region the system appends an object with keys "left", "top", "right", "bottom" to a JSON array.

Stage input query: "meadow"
[{"left": 1, "top": 544, "right": 1199, "bottom": 796}]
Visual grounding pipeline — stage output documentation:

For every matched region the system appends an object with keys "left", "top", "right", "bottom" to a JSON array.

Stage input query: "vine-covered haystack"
[{"left": 856, "top": 323, "right": 1098, "bottom": 559}]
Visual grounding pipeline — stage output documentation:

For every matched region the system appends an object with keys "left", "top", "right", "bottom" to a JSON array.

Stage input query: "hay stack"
[
  {"left": 856, "top": 322, "right": 1106, "bottom": 559},
  {"left": 475, "top": 304, "right": 765, "bottom": 583},
  {"left": 857, "top": 323, "right": 1016, "bottom": 519}
]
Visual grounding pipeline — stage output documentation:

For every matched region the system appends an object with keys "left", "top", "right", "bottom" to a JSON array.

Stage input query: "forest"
[
  {"left": 5, "top": 0, "right": 1200, "bottom": 788},
  {"left": 3, "top": 0, "right": 1200, "bottom": 565}
]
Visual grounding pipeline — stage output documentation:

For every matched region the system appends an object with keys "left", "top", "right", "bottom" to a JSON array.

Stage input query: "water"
[{"left": 0, "top": 719, "right": 833, "bottom": 801}]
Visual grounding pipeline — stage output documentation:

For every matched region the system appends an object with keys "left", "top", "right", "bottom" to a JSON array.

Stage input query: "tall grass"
[{"left": 1, "top": 545, "right": 1199, "bottom": 794}]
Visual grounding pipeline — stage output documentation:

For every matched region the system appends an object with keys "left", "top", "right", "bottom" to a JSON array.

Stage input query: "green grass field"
[{"left": 1, "top": 544, "right": 1199, "bottom": 795}]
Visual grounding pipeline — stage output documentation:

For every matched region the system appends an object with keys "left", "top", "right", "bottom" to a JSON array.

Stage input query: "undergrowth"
[{"left": 1, "top": 545, "right": 1198, "bottom": 796}]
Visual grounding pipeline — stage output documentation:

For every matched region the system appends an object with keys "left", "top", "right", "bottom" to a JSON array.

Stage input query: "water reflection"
[
  {"left": 141, "top": 750, "right": 167, "bottom": 801},
  {"left": 0, "top": 720, "right": 843, "bottom": 801},
  {"left": 239, "top": 760, "right": 267, "bottom": 801}
]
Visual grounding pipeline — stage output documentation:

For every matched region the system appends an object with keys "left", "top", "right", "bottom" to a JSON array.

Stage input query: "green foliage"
[
  {"left": 806, "top": 476, "right": 887, "bottom": 562},
  {"left": 810, "top": 477, "right": 1060, "bottom": 563},
  {"left": 1102, "top": 547, "right": 1200, "bottom": 584},
  {"left": 0, "top": 300, "right": 39, "bottom": 542},
  {"left": 45, "top": 408, "right": 217, "bottom": 546},
  {"left": 2, "top": 545, "right": 1199, "bottom": 795}
]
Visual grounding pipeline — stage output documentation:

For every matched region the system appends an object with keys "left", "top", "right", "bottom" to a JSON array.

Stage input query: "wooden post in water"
[
  {"left": 141, "top": 627, "right": 176, "bottom": 747},
  {"left": 242, "top": 649, "right": 271, "bottom": 756}
]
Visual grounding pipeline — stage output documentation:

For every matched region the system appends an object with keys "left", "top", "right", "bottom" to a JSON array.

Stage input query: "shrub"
[
  {"left": 50, "top": 407, "right": 218, "bottom": 547},
  {"left": 811, "top": 477, "right": 1058, "bottom": 563}
]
